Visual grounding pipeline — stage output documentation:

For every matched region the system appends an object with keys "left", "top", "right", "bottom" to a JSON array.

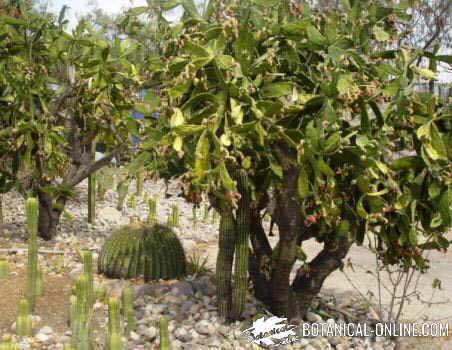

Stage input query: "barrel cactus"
[{"left": 98, "top": 222, "right": 186, "bottom": 280}]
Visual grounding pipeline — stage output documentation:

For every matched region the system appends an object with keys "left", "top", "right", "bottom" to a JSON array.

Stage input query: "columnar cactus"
[
  {"left": 147, "top": 196, "right": 157, "bottom": 224},
  {"left": 192, "top": 205, "right": 198, "bottom": 230},
  {"left": 135, "top": 171, "right": 144, "bottom": 198},
  {"left": 36, "top": 268, "right": 43, "bottom": 296},
  {"left": 215, "top": 202, "right": 236, "bottom": 320},
  {"left": 167, "top": 204, "right": 179, "bottom": 228},
  {"left": 25, "top": 197, "right": 39, "bottom": 313},
  {"left": 121, "top": 285, "right": 135, "bottom": 336},
  {"left": 81, "top": 251, "right": 94, "bottom": 307},
  {"left": 88, "top": 174, "right": 96, "bottom": 224},
  {"left": 97, "top": 168, "right": 114, "bottom": 201},
  {"left": 71, "top": 274, "right": 94, "bottom": 350},
  {"left": 95, "top": 284, "right": 107, "bottom": 303},
  {"left": 128, "top": 194, "right": 136, "bottom": 209},
  {"left": 98, "top": 222, "right": 186, "bottom": 280},
  {"left": 106, "top": 297, "right": 122, "bottom": 350},
  {"left": 1, "top": 334, "right": 18, "bottom": 350},
  {"left": 16, "top": 299, "right": 32, "bottom": 337},
  {"left": 231, "top": 170, "right": 251, "bottom": 320},
  {"left": 63, "top": 344, "right": 73, "bottom": 350},
  {"left": 116, "top": 180, "right": 129, "bottom": 212},
  {"left": 203, "top": 204, "right": 209, "bottom": 223},
  {"left": 0, "top": 257, "right": 9, "bottom": 279},
  {"left": 159, "top": 316, "right": 170, "bottom": 350}
]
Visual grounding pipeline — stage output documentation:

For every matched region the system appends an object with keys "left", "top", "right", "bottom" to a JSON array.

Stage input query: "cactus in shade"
[
  {"left": 95, "top": 284, "right": 107, "bottom": 303},
  {"left": 215, "top": 201, "right": 236, "bottom": 320},
  {"left": 230, "top": 170, "right": 251, "bottom": 320},
  {"left": 105, "top": 297, "right": 122, "bottom": 350},
  {"left": 116, "top": 180, "right": 129, "bottom": 211},
  {"left": 36, "top": 268, "right": 43, "bottom": 296},
  {"left": 135, "top": 171, "right": 144, "bottom": 198},
  {"left": 167, "top": 204, "right": 179, "bottom": 228},
  {"left": 159, "top": 316, "right": 170, "bottom": 350},
  {"left": 147, "top": 196, "right": 157, "bottom": 224},
  {"left": 203, "top": 204, "right": 209, "bottom": 223},
  {"left": 121, "top": 285, "right": 136, "bottom": 336},
  {"left": 25, "top": 197, "right": 39, "bottom": 313},
  {"left": 70, "top": 275, "right": 94, "bottom": 350},
  {"left": 1, "top": 334, "right": 18, "bottom": 350},
  {"left": 16, "top": 299, "right": 32, "bottom": 336},
  {"left": 98, "top": 222, "right": 186, "bottom": 280},
  {"left": 81, "top": 251, "right": 94, "bottom": 307},
  {"left": 0, "top": 257, "right": 8, "bottom": 279},
  {"left": 88, "top": 174, "right": 96, "bottom": 224}
]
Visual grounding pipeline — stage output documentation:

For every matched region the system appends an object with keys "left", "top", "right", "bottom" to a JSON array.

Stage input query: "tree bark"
[
  {"left": 291, "top": 235, "right": 352, "bottom": 318},
  {"left": 37, "top": 190, "right": 67, "bottom": 240}
]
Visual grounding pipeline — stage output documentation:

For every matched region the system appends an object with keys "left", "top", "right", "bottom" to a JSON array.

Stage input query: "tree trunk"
[
  {"left": 291, "top": 235, "right": 352, "bottom": 318},
  {"left": 37, "top": 190, "right": 66, "bottom": 240}
]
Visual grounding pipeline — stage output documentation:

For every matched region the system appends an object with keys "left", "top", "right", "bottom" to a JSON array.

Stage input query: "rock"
[
  {"left": 192, "top": 276, "right": 216, "bottom": 296},
  {"left": 98, "top": 206, "right": 122, "bottom": 223},
  {"left": 135, "top": 283, "right": 169, "bottom": 298},
  {"left": 306, "top": 312, "right": 323, "bottom": 323},
  {"left": 141, "top": 326, "right": 158, "bottom": 340},
  {"left": 195, "top": 320, "right": 215, "bottom": 336},
  {"left": 38, "top": 326, "right": 53, "bottom": 335},
  {"left": 174, "top": 327, "right": 192, "bottom": 342},
  {"left": 35, "top": 333, "right": 50, "bottom": 342},
  {"left": 169, "top": 281, "right": 194, "bottom": 297},
  {"left": 130, "top": 331, "right": 140, "bottom": 342},
  {"left": 304, "top": 346, "right": 317, "bottom": 350}
]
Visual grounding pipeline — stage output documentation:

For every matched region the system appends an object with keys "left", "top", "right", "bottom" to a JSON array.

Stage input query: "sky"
[{"left": 40, "top": 0, "right": 451, "bottom": 83}]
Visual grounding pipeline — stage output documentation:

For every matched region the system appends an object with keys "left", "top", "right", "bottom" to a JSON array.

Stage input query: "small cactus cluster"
[
  {"left": 105, "top": 297, "right": 122, "bottom": 350},
  {"left": 0, "top": 334, "right": 18, "bottom": 350},
  {"left": 147, "top": 196, "right": 157, "bottom": 224},
  {"left": 167, "top": 204, "right": 179, "bottom": 228},
  {"left": 116, "top": 179, "right": 129, "bottom": 212},
  {"left": 121, "top": 285, "right": 136, "bottom": 336},
  {"left": 0, "top": 256, "right": 9, "bottom": 279},
  {"left": 98, "top": 222, "right": 186, "bottom": 280},
  {"left": 16, "top": 299, "right": 32, "bottom": 337},
  {"left": 25, "top": 198, "right": 39, "bottom": 312},
  {"left": 70, "top": 251, "right": 95, "bottom": 350}
]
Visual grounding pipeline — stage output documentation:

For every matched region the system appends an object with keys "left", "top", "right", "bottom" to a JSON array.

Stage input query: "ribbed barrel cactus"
[{"left": 98, "top": 222, "right": 186, "bottom": 280}]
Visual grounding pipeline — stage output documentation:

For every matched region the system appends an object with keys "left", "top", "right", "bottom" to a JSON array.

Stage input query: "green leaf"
[
  {"left": 219, "top": 161, "right": 236, "bottom": 192},
  {"left": 416, "top": 122, "right": 431, "bottom": 140},
  {"left": 173, "top": 136, "right": 183, "bottom": 152},
  {"left": 430, "top": 213, "right": 442, "bottom": 228},
  {"left": 373, "top": 26, "right": 390, "bottom": 41},
  {"left": 412, "top": 66, "right": 436, "bottom": 80},
  {"left": 306, "top": 25, "right": 327, "bottom": 46},
  {"left": 433, "top": 55, "right": 452, "bottom": 64},
  {"left": 270, "top": 162, "right": 283, "bottom": 178},
  {"left": 230, "top": 98, "right": 243, "bottom": 125},
  {"left": 323, "top": 132, "right": 341, "bottom": 153},
  {"left": 194, "top": 131, "right": 210, "bottom": 180},
  {"left": 357, "top": 196, "right": 368, "bottom": 219},
  {"left": 184, "top": 41, "right": 210, "bottom": 57},
  {"left": 128, "top": 6, "right": 148, "bottom": 16},
  {"left": 215, "top": 55, "right": 233, "bottom": 70},
  {"left": 170, "top": 108, "right": 185, "bottom": 128},
  {"left": 297, "top": 168, "right": 310, "bottom": 198},
  {"left": 408, "top": 227, "right": 418, "bottom": 246},
  {"left": 317, "top": 157, "right": 335, "bottom": 177},
  {"left": 261, "top": 82, "right": 293, "bottom": 98},
  {"left": 337, "top": 74, "right": 353, "bottom": 94},
  {"left": 173, "top": 125, "right": 205, "bottom": 136},
  {"left": 252, "top": 0, "right": 280, "bottom": 7}
]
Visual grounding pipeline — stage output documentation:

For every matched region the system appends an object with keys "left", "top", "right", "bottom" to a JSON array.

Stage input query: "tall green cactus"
[
  {"left": 128, "top": 194, "right": 136, "bottom": 209},
  {"left": 121, "top": 285, "right": 135, "bottom": 336},
  {"left": 203, "top": 204, "right": 209, "bottom": 223},
  {"left": 71, "top": 274, "right": 94, "bottom": 350},
  {"left": 106, "top": 297, "right": 122, "bottom": 350},
  {"left": 231, "top": 170, "right": 251, "bottom": 320},
  {"left": 88, "top": 174, "right": 96, "bottom": 224},
  {"left": 215, "top": 201, "right": 236, "bottom": 320},
  {"left": 167, "top": 204, "right": 179, "bottom": 228},
  {"left": 16, "top": 299, "right": 32, "bottom": 337},
  {"left": 116, "top": 180, "right": 129, "bottom": 212},
  {"left": 192, "top": 205, "right": 198, "bottom": 230},
  {"left": 136, "top": 171, "right": 144, "bottom": 198},
  {"left": 81, "top": 251, "right": 94, "bottom": 308},
  {"left": 0, "top": 257, "right": 8, "bottom": 279},
  {"left": 25, "top": 197, "right": 39, "bottom": 313},
  {"left": 159, "top": 316, "right": 170, "bottom": 350},
  {"left": 147, "top": 196, "right": 157, "bottom": 224},
  {"left": 36, "top": 268, "right": 43, "bottom": 296}
]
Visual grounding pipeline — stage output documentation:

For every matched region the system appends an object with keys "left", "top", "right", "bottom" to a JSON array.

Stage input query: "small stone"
[
  {"left": 169, "top": 281, "right": 194, "bottom": 297},
  {"left": 38, "top": 326, "right": 53, "bottom": 335},
  {"left": 195, "top": 320, "right": 215, "bottom": 336},
  {"left": 35, "top": 333, "right": 50, "bottom": 342},
  {"left": 98, "top": 206, "right": 122, "bottom": 223},
  {"left": 174, "top": 327, "right": 192, "bottom": 342},
  {"left": 130, "top": 331, "right": 140, "bottom": 342},
  {"left": 306, "top": 312, "right": 322, "bottom": 323}
]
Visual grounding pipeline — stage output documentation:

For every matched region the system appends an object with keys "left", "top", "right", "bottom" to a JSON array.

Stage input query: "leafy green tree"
[
  {"left": 135, "top": 0, "right": 451, "bottom": 320},
  {"left": 0, "top": 6, "right": 141, "bottom": 239}
]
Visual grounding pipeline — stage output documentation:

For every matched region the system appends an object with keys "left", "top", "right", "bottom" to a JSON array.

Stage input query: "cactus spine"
[
  {"left": 25, "top": 197, "right": 39, "bottom": 313},
  {"left": 159, "top": 316, "right": 170, "bottom": 350},
  {"left": 147, "top": 196, "right": 157, "bottom": 224},
  {"left": 167, "top": 204, "right": 179, "bottom": 228},
  {"left": 0, "top": 257, "right": 8, "bottom": 279},
  {"left": 106, "top": 297, "right": 122, "bottom": 350},
  {"left": 16, "top": 299, "right": 32, "bottom": 336},
  {"left": 231, "top": 170, "right": 251, "bottom": 320},
  {"left": 215, "top": 201, "right": 236, "bottom": 321},
  {"left": 88, "top": 174, "right": 96, "bottom": 224},
  {"left": 121, "top": 285, "right": 135, "bottom": 336}
]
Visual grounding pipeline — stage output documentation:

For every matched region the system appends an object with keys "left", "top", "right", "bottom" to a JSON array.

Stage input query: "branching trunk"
[
  {"left": 37, "top": 190, "right": 67, "bottom": 240},
  {"left": 291, "top": 235, "right": 352, "bottom": 318}
]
